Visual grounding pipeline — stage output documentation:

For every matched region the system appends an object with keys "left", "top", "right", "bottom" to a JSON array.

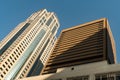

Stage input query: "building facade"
[
  {"left": 0, "top": 9, "right": 60, "bottom": 80},
  {"left": 42, "top": 18, "right": 116, "bottom": 75},
  {"left": 18, "top": 18, "right": 118, "bottom": 80},
  {"left": 18, "top": 61, "right": 120, "bottom": 80}
]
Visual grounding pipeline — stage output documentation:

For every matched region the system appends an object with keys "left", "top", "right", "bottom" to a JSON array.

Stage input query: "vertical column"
[{"left": 89, "top": 74, "right": 95, "bottom": 80}]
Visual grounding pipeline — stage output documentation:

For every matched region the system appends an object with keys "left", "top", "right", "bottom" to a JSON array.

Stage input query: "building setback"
[
  {"left": 41, "top": 18, "right": 116, "bottom": 75},
  {"left": 0, "top": 9, "right": 60, "bottom": 80}
]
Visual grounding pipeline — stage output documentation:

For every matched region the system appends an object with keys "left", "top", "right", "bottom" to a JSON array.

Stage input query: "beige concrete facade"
[{"left": 42, "top": 18, "right": 116, "bottom": 75}]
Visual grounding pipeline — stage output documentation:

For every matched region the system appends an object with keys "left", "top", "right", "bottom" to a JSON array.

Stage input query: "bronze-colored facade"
[{"left": 42, "top": 18, "right": 116, "bottom": 75}]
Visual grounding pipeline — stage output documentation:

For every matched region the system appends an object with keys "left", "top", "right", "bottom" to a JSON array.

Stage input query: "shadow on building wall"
[{"left": 41, "top": 28, "right": 115, "bottom": 80}]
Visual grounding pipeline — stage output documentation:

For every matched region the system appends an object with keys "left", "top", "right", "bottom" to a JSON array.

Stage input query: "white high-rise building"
[{"left": 0, "top": 9, "right": 60, "bottom": 80}]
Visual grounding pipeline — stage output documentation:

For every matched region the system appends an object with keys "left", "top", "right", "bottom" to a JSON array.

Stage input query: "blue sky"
[{"left": 0, "top": 0, "right": 120, "bottom": 62}]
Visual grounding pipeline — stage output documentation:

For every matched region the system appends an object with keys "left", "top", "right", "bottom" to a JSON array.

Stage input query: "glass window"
[
  {"left": 95, "top": 73, "right": 118, "bottom": 80},
  {"left": 5, "top": 62, "right": 8, "bottom": 65},
  {"left": 56, "top": 23, "right": 58, "bottom": 27},
  {"left": 8, "top": 65, "right": 10, "bottom": 68},
  {"left": 67, "top": 76, "right": 89, "bottom": 80},
  {"left": 3, "top": 64, "right": 5, "bottom": 68},
  {"left": 12, "top": 60, "right": 15, "bottom": 63},
  {"left": 3, "top": 71, "right": 6, "bottom": 74},
  {"left": 10, "top": 56, "right": 12, "bottom": 59},
  {"left": 51, "top": 79, "right": 62, "bottom": 80},
  {"left": 0, "top": 67, "right": 3, "bottom": 71},
  {"left": 7, "top": 59, "right": 10, "bottom": 62},
  {"left": 52, "top": 26, "right": 57, "bottom": 34},
  {"left": 1, "top": 74, "right": 3, "bottom": 78},
  {"left": 10, "top": 63, "right": 13, "bottom": 65},
  {"left": 46, "top": 18, "right": 52, "bottom": 26},
  {"left": 6, "top": 68, "right": 8, "bottom": 71}
]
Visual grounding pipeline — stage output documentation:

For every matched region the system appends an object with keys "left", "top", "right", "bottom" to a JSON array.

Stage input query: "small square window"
[
  {"left": 12, "top": 60, "right": 15, "bottom": 63},
  {"left": 6, "top": 68, "right": 8, "bottom": 71},
  {"left": 5, "top": 62, "right": 8, "bottom": 65},
  {"left": 10, "top": 63, "right": 12, "bottom": 65},
  {"left": 8, "top": 65, "right": 10, "bottom": 68},
  {"left": 12, "top": 54, "right": 14, "bottom": 57},
  {"left": 3, "top": 64, "right": 5, "bottom": 68},
  {"left": 7, "top": 59, "right": 10, "bottom": 62},
  {"left": 10, "top": 56, "right": 12, "bottom": 59},
  {"left": 3, "top": 71, "right": 6, "bottom": 74},
  {"left": 14, "top": 57, "right": 17, "bottom": 60},
  {"left": 1, "top": 74, "right": 3, "bottom": 78},
  {"left": 0, "top": 67, "right": 3, "bottom": 71},
  {"left": 16, "top": 55, "right": 18, "bottom": 58}
]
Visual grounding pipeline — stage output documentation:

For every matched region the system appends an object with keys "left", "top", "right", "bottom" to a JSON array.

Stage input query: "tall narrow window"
[
  {"left": 52, "top": 26, "right": 57, "bottom": 34},
  {"left": 46, "top": 18, "right": 52, "bottom": 26}
]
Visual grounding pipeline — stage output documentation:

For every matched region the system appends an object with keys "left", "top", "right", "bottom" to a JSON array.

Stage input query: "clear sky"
[{"left": 0, "top": 0, "right": 120, "bottom": 62}]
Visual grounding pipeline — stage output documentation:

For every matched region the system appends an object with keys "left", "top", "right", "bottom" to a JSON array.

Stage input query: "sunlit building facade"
[
  {"left": 18, "top": 18, "right": 119, "bottom": 80},
  {"left": 42, "top": 18, "right": 116, "bottom": 75},
  {"left": 0, "top": 9, "right": 60, "bottom": 80}
]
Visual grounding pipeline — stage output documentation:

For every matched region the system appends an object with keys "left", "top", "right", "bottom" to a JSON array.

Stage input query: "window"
[
  {"left": 5, "top": 62, "right": 8, "bottom": 65},
  {"left": 41, "top": 23, "right": 44, "bottom": 25},
  {"left": 95, "top": 73, "right": 119, "bottom": 80},
  {"left": 1, "top": 74, "right": 3, "bottom": 78},
  {"left": 6, "top": 68, "right": 8, "bottom": 71},
  {"left": 12, "top": 59, "right": 15, "bottom": 63},
  {"left": 51, "top": 79, "right": 62, "bottom": 80},
  {"left": 8, "top": 65, "right": 10, "bottom": 68},
  {"left": 10, "top": 56, "right": 12, "bottom": 59},
  {"left": 18, "top": 47, "right": 20, "bottom": 50},
  {"left": 52, "top": 26, "right": 57, "bottom": 34},
  {"left": 44, "top": 19, "right": 46, "bottom": 22},
  {"left": 14, "top": 51, "right": 16, "bottom": 54},
  {"left": 12, "top": 54, "right": 14, "bottom": 57},
  {"left": 10, "top": 63, "right": 13, "bottom": 65},
  {"left": 19, "top": 50, "right": 22, "bottom": 54},
  {"left": 42, "top": 17, "right": 45, "bottom": 20},
  {"left": 14, "top": 57, "right": 17, "bottom": 60},
  {"left": 18, "top": 50, "right": 22, "bottom": 55},
  {"left": 3, "top": 64, "right": 5, "bottom": 68},
  {"left": 0, "top": 67, "right": 3, "bottom": 71},
  {"left": 21, "top": 48, "right": 24, "bottom": 51},
  {"left": 23, "top": 70, "right": 26, "bottom": 73},
  {"left": 16, "top": 49, "right": 18, "bottom": 52},
  {"left": 67, "top": 76, "right": 89, "bottom": 80},
  {"left": 56, "top": 23, "right": 58, "bottom": 27},
  {"left": 46, "top": 18, "right": 52, "bottom": 26},
  {"left": 30, "top": 60, "right": 32, "bottom": 63},
  {"left": 7, "top": 59, "right": 10, "bottom": 62},
  {"left": 21, "top": 74, "right": 24, "bottom": 76},
  {"left": 3, "top": 71, "right": 6, "bottom": 74},
  {"left": 25, "top": 68, "right": 27, "bottom": 71},
  {"left": 28, "top": 63, "right": 30, "bottom": 66},
  {"left": 16, "top": 55, "right": 18, "bottom": 58},
  {"left": 26, "top": 65, "right": 29, "bottom": 68}
]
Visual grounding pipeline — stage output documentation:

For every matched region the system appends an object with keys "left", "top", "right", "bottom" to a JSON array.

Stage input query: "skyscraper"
[
  {"left": 42, "top": 18, "right": 116, "bottom": 75},
  {"left": 0, "top": 9, "right": 60, "bottom": 80}
]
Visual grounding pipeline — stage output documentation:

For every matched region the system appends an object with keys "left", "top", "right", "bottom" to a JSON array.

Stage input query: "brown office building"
[{"left": 42, "top": 18, "right": 116, "bottom": 75}]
